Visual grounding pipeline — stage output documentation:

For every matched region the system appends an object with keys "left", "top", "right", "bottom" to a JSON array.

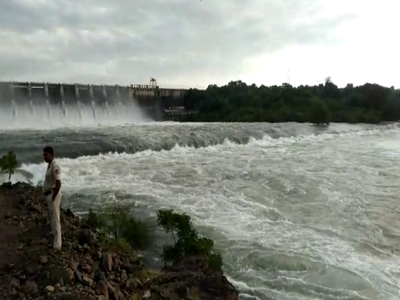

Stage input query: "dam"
[{"left": 0, "top": 80, "right": 190, "bottom": 121}]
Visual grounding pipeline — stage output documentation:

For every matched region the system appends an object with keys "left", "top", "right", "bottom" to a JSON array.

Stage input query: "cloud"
[{"left": 0, "top": 0, "right": 357, "bottom": 88}]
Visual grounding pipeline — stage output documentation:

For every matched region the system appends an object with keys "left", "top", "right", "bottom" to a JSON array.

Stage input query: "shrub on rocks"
[
  {"left": 0, "top": 150, "right": 18, "bottom": 182},
  {"left": 157, "top": 209, "right": 223, "bottom": 271},
  {"left": 82, "top": 206, "right": 153, "bottom": 251}
]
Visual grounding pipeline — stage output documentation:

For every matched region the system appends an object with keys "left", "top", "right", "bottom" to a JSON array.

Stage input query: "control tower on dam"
[{"left": 0, "top": 79, "right": 189, "bottom": 120}]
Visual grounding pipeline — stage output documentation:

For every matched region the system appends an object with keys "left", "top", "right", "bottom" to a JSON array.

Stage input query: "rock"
[
  {"left": 119, "top": 262, "right": 136, "bottom": 274},
  {"left": 50, "top": 267, "right": 74, "bottom": 286},
  {"left": 9, "top": 278, "right": 20, "bottom": 290},
  {"left": 102, "top": 252, "right": 113, "bottom": 272},
  {"left": 1, "top": 182, "right": 12, "bottom": 189},
  {"left": 6, "top": 288, "right": 18, "bottom": 299},
  {"left": 39, "top": 255, "right": 48, "bottom": 264},
  {"left": 143, "top": 290, "right": 151, "bottom": 299},
  {"left": 94, "top": 269, "right": 106, "bottom": 282},
  {"left": 5, "top": 210, "right": 12, "bottom": 219},
  {"left": 82, "top": 274, "right": 93, "bottom": 287},
  {"left": 30, "top": 204, "right": 42, "bottom": 213},
  {"left": 24, "top": 261, "right": 40, "bottom": 275},
  {"left": 95, "top": 281, "right": 108, "bottom": 298},
  {"left": 69, "top": 259, "right": 78, "bottom": 272},
  {"left": 58, "top": 292, "right": 74, "bottom": 300},
  {"left": 22, "top": 280, "right": 38, "bottom": 295},
  {"left": 65, "top": 268, "right": 75, "bottom": 282},
  {"left": 147, "top": 256, "right": 239, "bottom": 300},
  {"left": 77, "top": 229, "right": 96, "bottom": 246},
  {"left": 106, "top": 282, "right": 117, "bottom": 298},
  {"left": 65, "top": 208, "right": 75, "bottom": 217},
  {"left": 18, "top": 194, "right": 27, "bottom": 205},
  {"left": 75, "top": 270, "right": 83, "bottom": 283},
  {"left": 120, "top": 270, "right": 127, "bottom": 282},
  {"left": 91, "top": 261, "right": 99, "bottom": 273},
  {"left": 125, "top": 278, "right": 143, "bottom": 292},
  {"left": 45, "top": 285, "right": 55, "bottom": 292},
  {"left": 81, "top": 263, "right": 91, "bottom": 273}
]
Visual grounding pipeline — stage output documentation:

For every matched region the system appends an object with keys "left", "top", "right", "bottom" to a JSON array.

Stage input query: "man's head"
[{"left": 43, "top": 146, "right": 55, "bottom": 163}]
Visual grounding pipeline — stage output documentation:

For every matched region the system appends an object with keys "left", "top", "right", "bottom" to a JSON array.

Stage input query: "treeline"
[{"left": 181, "top": 78, "right": 400, "bottom": 124}]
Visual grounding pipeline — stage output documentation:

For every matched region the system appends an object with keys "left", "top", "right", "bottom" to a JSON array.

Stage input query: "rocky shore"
[{"left": 0, "top": 182, "right": 239, "bottom": 300}]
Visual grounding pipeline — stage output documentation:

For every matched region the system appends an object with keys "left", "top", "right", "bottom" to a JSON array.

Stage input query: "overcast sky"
[{"left": 0, "top": 0, "right": 398, "bottom": 89}]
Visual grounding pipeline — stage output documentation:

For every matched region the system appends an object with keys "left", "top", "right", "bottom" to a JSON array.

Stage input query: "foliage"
[
  {"left": 181, "top": 80, "right": 400, "bottom": 124},
  {"left": 157, "top": 209, "right": 223, "bottom": 271},
  {"left": 0, "top": 151, "right": 18, "bottom": 181},
  {"left": 309, "top": 98, "right": 330, "bottom": 125},
  {"left": 82, "top": 206, "right": 153, "bottom": 251},
  {"left": 83, "top": 208, "right": 106, "bottom": 230},
  {"left": 35, "top": 182, "right": 44, "bottom": 193}
]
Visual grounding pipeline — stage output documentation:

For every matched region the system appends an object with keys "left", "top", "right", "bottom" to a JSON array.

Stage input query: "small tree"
[
  {"left": 308, "top": 98, "right": 330, "bottom": 126},
  {"left": 157, "top": 209, "right": 223, "bottom": 271},
  {"left": 0, "top": 151, "right": 18, "bottom": 182},
  {"left": 82, "top": 206, "right": 153, "bottom": 251}
]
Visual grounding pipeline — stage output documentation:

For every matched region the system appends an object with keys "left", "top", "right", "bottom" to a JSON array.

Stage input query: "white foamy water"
[
  {"left": 2, "top": 123, "right": 400, "bottom": 299},
  {"left": 0, "top": 101, "right": 152, "bottom": 130}
]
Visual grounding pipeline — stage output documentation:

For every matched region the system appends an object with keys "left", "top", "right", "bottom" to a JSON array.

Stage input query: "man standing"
[{"left": 43, "top": 146, "right": 62, "bottom": 251}]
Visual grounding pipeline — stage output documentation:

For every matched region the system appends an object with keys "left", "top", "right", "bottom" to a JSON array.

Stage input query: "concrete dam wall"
[{"left": 0, "top": 81, "right": 189, "bottom": 121}]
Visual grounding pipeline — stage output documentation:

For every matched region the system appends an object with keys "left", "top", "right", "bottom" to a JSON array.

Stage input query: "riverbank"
[{"left": 0, "top": 182, "right": 239, "bottom": 300}]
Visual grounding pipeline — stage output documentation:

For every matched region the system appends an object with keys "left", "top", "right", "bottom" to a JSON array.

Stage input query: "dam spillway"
[
  {"left": 0, "top": 82, "right": 133, "bottom": 107},
  {"left": 0, "top": 81, "right": 189, "bottom": 122}
]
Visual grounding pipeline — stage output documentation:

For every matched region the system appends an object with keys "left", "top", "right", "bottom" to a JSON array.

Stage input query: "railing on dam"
[{"left": 0, "top": 81, "right": 189, "bottom": 108}]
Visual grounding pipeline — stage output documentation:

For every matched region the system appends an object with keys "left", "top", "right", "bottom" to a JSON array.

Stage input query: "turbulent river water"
[{"left": 1, "top": 104, "right": 400, "bottom": 300}]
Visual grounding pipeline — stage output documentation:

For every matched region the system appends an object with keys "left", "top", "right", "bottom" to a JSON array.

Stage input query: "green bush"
[
  {"left": 0, "top": 151, "right": 18, "bottom": 182},
  {"left": 82, "top": 206, "right": 153, "bottom": 251},
  {"left": 82, "top": 207, "right": 223, "bottom": 271},
  {"left": 157, "top": 209, "right": 223, "bottom": 271},
  {"left": 83, "top": 208, "right": 106, "bottom": 230}
]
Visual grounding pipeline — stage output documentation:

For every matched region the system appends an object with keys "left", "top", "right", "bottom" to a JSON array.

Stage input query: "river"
[{"left": 0, "top": 104, "right": 399, "bottom": 299}]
